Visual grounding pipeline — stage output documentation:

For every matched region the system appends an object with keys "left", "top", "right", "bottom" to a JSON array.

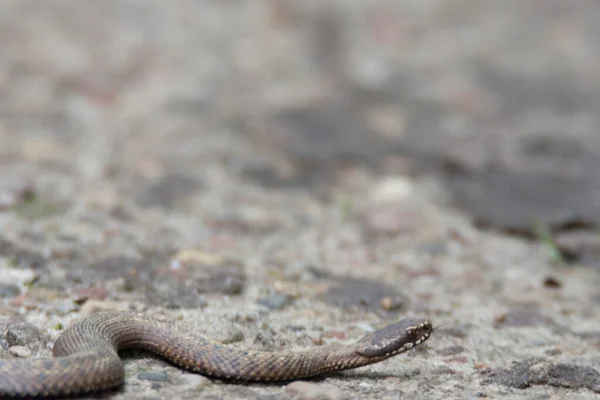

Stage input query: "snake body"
[{"left": 0, "top": 311, "right": 432, "bottom": 398}]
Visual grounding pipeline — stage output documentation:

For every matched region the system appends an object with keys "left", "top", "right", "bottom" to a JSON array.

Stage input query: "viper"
[{"left": 0, "top": 311, "right": 433, "bottom": 397}]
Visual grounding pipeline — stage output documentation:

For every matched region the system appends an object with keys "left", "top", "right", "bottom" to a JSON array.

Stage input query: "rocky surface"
[{"left": 1, "top": 1, "right": 600, "bottom": 399}]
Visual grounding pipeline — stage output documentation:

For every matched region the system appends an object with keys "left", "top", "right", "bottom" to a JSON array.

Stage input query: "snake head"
[{"left": 355, "top": 318, "right": 432, "bottom": 358}]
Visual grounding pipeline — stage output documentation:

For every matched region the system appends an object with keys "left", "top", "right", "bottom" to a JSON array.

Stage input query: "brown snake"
[{"left": 0, "top": 311, "right": 432, "bottom": 398}]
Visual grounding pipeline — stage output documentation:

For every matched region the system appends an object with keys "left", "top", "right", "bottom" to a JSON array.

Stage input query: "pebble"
[
  {"left": 79, "top": 300, "right": 129, "bottom": 317},
  {"left": 257, "top": 293, "right": 293, "bottom": 310},
  {"left": 176, "top": 374, "right": 211, "bottom": 392},
  {"left": 369, "top": 177, "right": 415, "bottom": 203},
  {"left": 6, "top": 322, "right": 44, "bottom": 350},
  {"left": 363, "top": 203, "right": 425, "bottom": 236},
  {"left": 10, "top": 287, "right": 63, "bottom": 308},
  {"left": 361, "top": 176, "right": 426, "bottom": 237},
  {"left": 380, "top": 296, "right": 404, "bottom": 311},
  {"left": 0, "top": 283, "right": 20, "bottom": 298},
  {"left": 0, "top": 267, "right": 36, "bottom": 286},
  {"left": 213, "top": 325, "right": 244, "bottom": 344},
  {"left": 75, "top": 287, "right": 109, "bottom": 302},
  {"left": 0, "top": 179, "right": 34, "bottom": 209},
  {"left": 285, "top": 381, "right": 344, "bottom": 400},
  {"left": 137, "top": 371, "right": 170, "bottom": 382},
  {"left": 8, "top": 345, "right": 32, "bottom": 358}
]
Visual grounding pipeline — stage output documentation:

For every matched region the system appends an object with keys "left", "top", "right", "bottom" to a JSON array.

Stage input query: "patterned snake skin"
[{"left": 0, "top": 311, "right": 432, "bottom": 398}]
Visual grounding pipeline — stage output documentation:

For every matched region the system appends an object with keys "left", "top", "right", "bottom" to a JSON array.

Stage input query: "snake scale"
[{"left": 0, "top": 311, "right": 432, "bottom": 398}]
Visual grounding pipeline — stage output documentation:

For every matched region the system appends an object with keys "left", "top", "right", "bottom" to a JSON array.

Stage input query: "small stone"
[
  {"left": 494, "top": 313, "right": 506, "bottom": 324},
  {"left": 6, "top": 322, "right": 44, "bottom": 350},
  {"left": 173, "top": 249, "right": 224, "bottom": 265},
  {"left": 0, "top": 314, "right": 23, "bottom": 329},
  {"left": 0, "top": 283, "right": 20, "bottom": 298},
  {"left": 216, "top": 274, "right": 245, "bottom": 295},
  {"left": 380, "top": 296, "right": 404, "bottom": 311},
  {"left": 79, "top": 300, "right": 128, "bottom": 317},
  {"left": 362, "top": 203, "right": 426, "bottom": 236},
  {"left": 75, "top": 287, "right": 109, "bottom": 303},
  {"left": 369, "top": 177, "right": 415, "bottom": 203},
  {"left": 494, "top": 308, "right": 546, "bottom": 327},
  {"left": 257, "top": 293, "right": 293, "bottom": 310},
  {"left": 212, "top": 325, "right": 244, "bottom": 345},
  {"left": 322, "top": 330, "right": 346, "bottom": 341},
  {"left": 8, "top": 345, "right": 32, "bottom": 358},
  {"left": 0, "top": 179, "right": 35, "bottom": 209},
  {"left": 11, "top": 288, "right": 60, "bottom": 307},
  {"left": 543, "top": 276, "right": 561, "bottom": 289},
  {"left": 137, "top": 371, "right": 170, "bottom": 382},
  {"left": 177, "top": 374, "right": 211, "bottom": 392},
  {"left": 285, "top": 381, "right": 343, "bottom": 400},
  {"left": 311, "top": 337, "right": 324, "bottom": 345},
  {"left": 438, "top": 345, "right": 466, "bottom": 357}
]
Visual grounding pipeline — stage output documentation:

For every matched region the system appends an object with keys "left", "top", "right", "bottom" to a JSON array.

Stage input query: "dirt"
[{"left": 1, "top": 1, "right": 600, "bottom": 399}]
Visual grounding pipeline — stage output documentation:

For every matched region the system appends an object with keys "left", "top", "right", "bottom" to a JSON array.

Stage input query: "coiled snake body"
[{"left": 0, "top": 311, "right": 432, "bottom": 398}]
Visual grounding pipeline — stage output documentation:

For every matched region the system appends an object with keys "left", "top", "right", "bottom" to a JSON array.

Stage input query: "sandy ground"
[{"left": 1, "top": 1, "right": 600, "bottom": 399}]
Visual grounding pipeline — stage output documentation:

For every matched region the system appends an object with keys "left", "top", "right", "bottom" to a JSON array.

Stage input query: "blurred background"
[
  {"left": 1, "top": 1, "right": 599, "bottom": 256},
  {"left": 1, "top": 1, "right": 600, "bottom": 398}
]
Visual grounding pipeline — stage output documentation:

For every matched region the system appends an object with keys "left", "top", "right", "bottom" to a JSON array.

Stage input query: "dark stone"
[
  {"left": 83, "top": 256, "right": 149, "bottom": 282},
  {"left": 319, "top": 275, "right": 407, "bottom": 315},
  {"left": 257, "top": 294, "right": 294, "bottom": 311},
  {"left": 136, "top": 173, "right": 202, "bottom": 209},
  {"left": 0, "top": 237, "right": 46, "bottom": 269},
  {"left": 554, "top": 230, "right": 600, "bottom": 269},
  {"left": 0, "top": 283, "right": 20, "bottom": 298},
  {"left": 494, "top": 307, "right": 551, "bottom": 328},
  {"left": 143, "top": 255, "right": 246, "bottom": 309},
  {"left": 483, "top": 358, "right": 600, "bottom": 393},
  {"left": 6, "top": 322, "right": 44, "bottom": 351},
  {"left": 438, "top": 346, "right": 466, "bottom": 356}
]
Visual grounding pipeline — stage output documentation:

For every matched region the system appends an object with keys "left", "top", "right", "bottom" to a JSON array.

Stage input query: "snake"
[{"left": 0, "top": 311, "right": 433, "bottom": 398}]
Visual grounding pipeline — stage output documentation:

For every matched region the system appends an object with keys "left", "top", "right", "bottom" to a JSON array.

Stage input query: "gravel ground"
[{"left": 1, "top": 1, "right": 600, "bottom": 399}]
